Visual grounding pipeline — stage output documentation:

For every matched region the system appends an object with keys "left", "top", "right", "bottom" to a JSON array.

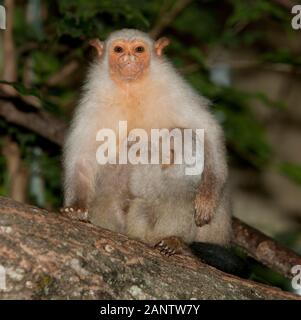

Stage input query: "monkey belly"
[
  {"left": 126, "top": 198, "right": 198, "bottom": 244},
  {"left": 126, "top": 163, "right": 199, "bottom": 244}
]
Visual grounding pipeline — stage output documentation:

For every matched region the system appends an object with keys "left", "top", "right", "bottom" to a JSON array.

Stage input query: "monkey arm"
[
  {"left": 194, "top": 133, "right": 228, "bottom": 227},
  {"left": 63, "top": 121, "right": 99, "bottom": 210}
]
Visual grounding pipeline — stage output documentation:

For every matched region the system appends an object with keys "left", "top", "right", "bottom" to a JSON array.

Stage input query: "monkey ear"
[
  {"left": 89, "top": 39, "right": 104, "bottom": 57},
  {"left": 155, "top": 37, "right": 170, "bottom": 57}
]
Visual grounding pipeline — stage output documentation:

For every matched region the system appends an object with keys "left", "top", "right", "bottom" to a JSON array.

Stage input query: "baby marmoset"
[{"left": 62, "top": 29, "right": 243, "bottom": 274}]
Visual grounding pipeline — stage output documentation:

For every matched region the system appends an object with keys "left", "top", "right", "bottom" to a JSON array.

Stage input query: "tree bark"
[{"left": 0, "top": 197, "right": 299, "bottom": 300}]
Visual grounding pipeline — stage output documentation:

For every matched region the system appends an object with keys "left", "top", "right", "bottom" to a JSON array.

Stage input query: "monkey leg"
[{"left": 63, "top": 156, "right": 97, "bottom": 209}]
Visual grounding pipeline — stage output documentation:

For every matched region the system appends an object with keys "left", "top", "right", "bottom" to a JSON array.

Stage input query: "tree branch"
[
  {"left": 150, "top": 0, "right": 193, "bottom": 38},
  {"left": 2, "top": 0, "right": 16, "bottom": 83},
  {"left": 0, "top": 100, "right": 66, "bottom": 145},
  {"left": 46, "top": 60, "right": 79, "bottom": 87},
  {"left": 0, "top": 197, "right": 299, "bottom": 299},
  {"left": 272, "top": 0, "right": 299, "bottom": 10},
  {"left": 232, "top": 217, "right": 301, "bottom": 279},
  {"left": 2, "top": 136, "right": 28, "bottom": 202}
]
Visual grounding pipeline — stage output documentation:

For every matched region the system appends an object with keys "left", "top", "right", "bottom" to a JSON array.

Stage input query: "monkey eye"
[
  {"left": 114, "top": 46, "right": 124, "bottom": 53},
  {"left": 135, "top": 46, "right": 145, "bottom": 53}
]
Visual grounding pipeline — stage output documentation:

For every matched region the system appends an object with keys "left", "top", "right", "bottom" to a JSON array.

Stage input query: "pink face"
[
  {"left": 108, "top": 39, "right": 151, "bottom": 82},
  {"left": 89, "top": 36, "right": 170, "bottom": 84}
]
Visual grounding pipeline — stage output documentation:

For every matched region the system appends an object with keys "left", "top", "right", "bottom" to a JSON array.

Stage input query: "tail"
[{"left": 189, "top": 242, "right": 250, "bottom": 278}]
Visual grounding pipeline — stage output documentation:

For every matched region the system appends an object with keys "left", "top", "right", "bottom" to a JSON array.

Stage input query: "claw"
[{"left": 157, "top": 241, "right": 164, "bottom": 247}]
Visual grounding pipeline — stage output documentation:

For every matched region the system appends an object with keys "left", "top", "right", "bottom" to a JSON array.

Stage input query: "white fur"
[{"left": 63, "top": 29, "right": 231, "bottom": 246}]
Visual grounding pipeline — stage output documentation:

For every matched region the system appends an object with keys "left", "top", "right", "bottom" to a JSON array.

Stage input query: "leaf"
[{"left": 279, "top": 163, "right": 301, "bottom": 186}]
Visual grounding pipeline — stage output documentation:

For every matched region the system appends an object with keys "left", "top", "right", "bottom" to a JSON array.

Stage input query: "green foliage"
[
  {"left": 26, "top": 151, "right": 62, "bottom": 209},
  {"left": 279, "top": 163, "right": 301, "bottom": 186},
  {"left": 172, "top": 3, "right": 220, "bottom": 43},
  {"left": 55, "top": 0, "right": 150, "bottom": 38},
  {"left": 261, "top": 49, "right": 301, "bottom": 66},
  {"left": 228, "top": 0, "right": 289, "bottom": 26},
  {"left": 249, "top": 261, "right": 291, "bottom": 292}
]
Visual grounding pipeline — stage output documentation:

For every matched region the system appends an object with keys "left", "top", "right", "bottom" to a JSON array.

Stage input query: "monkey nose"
[
  {"left": 129, "top": 55, "right": 136, "bottom": 62},
  {"left": 121, "top": 55, "right": 136, "bottom": 64}
]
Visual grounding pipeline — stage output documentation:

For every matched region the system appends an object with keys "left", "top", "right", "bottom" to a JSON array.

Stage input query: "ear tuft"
[
  {"left": 89, "top": 39, "right": 104, "bottom": 57},
  {"left": 155, "top": 37, "right": 170, "bottom": 57}
]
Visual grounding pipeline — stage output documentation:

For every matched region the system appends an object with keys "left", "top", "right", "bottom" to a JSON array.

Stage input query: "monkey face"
[{"left": 108, "top": 39, "right": 151, "bottom": 82}]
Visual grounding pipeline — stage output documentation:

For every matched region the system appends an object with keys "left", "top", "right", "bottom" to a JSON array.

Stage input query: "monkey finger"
[
  {"left": 60, "top": 206, "right": 91, "bottom": 223},
  {"left": 155, "top": 240, "right": 164, "bottom": 248}
]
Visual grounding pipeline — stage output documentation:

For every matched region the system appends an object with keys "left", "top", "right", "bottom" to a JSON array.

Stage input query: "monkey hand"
[
  {"left": 194, "top": 195, "right": 217, "bottom": 227},
  {"left": 60, "top": 206, "right": 91, "bottom": 223}
]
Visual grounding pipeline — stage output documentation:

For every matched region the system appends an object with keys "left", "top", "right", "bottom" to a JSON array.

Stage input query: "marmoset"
[{"left": 62, "top": 29, "right": 246, "bottom": 276}]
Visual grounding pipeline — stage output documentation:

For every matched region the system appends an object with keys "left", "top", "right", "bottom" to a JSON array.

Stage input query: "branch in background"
[
  {"left": 0, "top": 100, "right": 66, "bottom": 146},
  {"left": 273, "top": 0, "right": 299, "bottom": 10},
  {"left": 232, "top": 217, "right": 301, "bottom": 279},
  {"left": 180, "top": 60, "right": 301, "bottom": 75},
  {"left": 0, "top": 196, "right": 299, "bottom": 299},
  {"left": 1, "top": 1, "right": 41, "bottom": 108},
  {"left": 46, "top": 60, "right": 79, "bottom": 87},
  {"left": 149, "top": 0, "right": 193, "bottom": 38},
  {"left": 1, "top": 0, "right": 31, "bottom": 204},
  {"left": 17, "top": 42, "right": 40, "bottom": 55},
  {"left": 2, "top": 137, "right": 28, "bottom": 203},
  {"left": 0, "top": 83, "right": 42, "bottom": 108}
]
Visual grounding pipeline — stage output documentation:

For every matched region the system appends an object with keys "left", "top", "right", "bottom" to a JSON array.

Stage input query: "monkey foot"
[
  {"left": 155, "top": 236, "right": 188, "bottom": 256},
  {"left": 60, "top": 206, "right": 91, "bottom": 223}
]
